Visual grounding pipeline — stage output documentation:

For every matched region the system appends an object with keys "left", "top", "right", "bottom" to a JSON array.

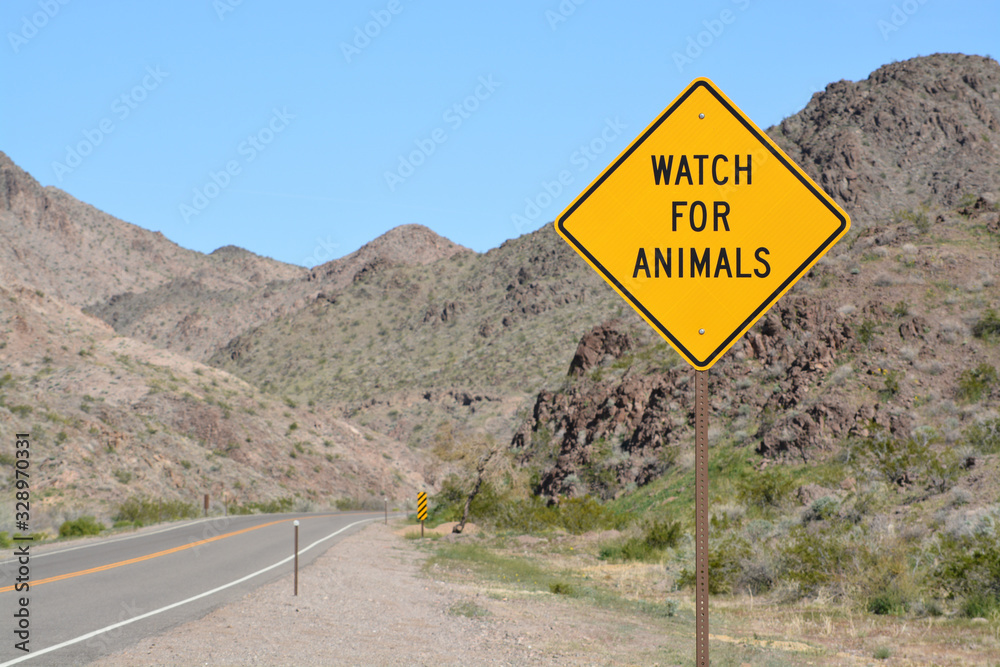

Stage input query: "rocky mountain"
[
  {"left": 0, "top": 151, "right": 306, "bottom": 308},
  {"left": 208, "top": 54, "right": 1000, "bottom": 452},
  {"left": 773, "top": 53, "right": 1000, "bottom": 221},
  {"left": 1, "top": 52, "right": 998, "bottom": 530},
  {"left": 0, "top": 278, "right": 426, "bottom": 532},
  {"left": 509, "top": 53, "right": 1000, "bottom": 498},
  {"left": 84, "top": 223, "right": 471, "bottom": 361}
]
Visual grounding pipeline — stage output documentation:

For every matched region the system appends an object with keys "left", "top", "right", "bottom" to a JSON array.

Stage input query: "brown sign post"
[{"left": 555, "top": 77, "right": 850, "bottom": 665}]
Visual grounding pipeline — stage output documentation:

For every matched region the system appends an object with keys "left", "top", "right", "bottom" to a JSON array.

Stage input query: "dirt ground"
[{"left": 90, "top": 522, "right": 1000, "bottom": 666}]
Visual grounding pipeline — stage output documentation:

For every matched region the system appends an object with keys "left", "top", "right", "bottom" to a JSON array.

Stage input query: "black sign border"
[{"left": 556, "top": 80, "right": 849, "bottom": 370}]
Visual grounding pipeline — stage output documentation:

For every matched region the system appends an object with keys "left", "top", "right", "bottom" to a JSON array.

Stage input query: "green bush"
[
  {"left": 548, "top": 581, "right": 575, "bottom": 595},
  {"left": 677, "top": 533, "right": 751, "bottom": 594},
  {"left": 113, "top": 496, "right": 199, "bottom": 526},
  {"left": 600, "top": 518, "right": 684, "bottom": 563},
  {"left": 780, "top": 523, "right": 854, "bottom": 593},
  {"left": 59, "top": 516, "right": 105, "bottom": 538},
  {"left": 850, "top": 427, "right": 947, "bottom": 488},
  {"left": 430, "top": 478, "right": 622, "bottom": 535},
  {"left": 935, "top": 531, "right": 1000, "bottom": 613},
  {"left": 972, "top": 309, "right": 1000, "bottom": 342},
  {"left": 965, "top": 418, "right": 1000, "bottom": 454},
  {"left": 956, "top": 363, "right": 997, "bottom": 403},
  {"left": 231, "top": 497, "right": 294, "bottom": 515},
  {"left": 962, "top": 592, "right": 1000, "bottom": 619},
  {"left": 867, "top": 585, "right": 910, "bottom": 615},
  {"left": 736, "top": 468, "right": 795, "bottom": 511}
]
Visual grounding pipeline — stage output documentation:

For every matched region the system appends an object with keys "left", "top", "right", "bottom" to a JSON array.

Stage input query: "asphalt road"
[{"left": 0, "top": 511, "right": 383, "bottom": 665}]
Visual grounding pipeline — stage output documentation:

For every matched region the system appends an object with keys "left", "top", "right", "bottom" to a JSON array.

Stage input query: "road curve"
[{"left": 0, "top": 511, "right": 383, "bottom": 666}]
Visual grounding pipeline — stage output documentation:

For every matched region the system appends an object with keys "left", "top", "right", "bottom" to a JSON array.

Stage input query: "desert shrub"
[
  {"left": 600, "top": 517, "right": 683, "bottom": 563},
  {"left": 736, "top": 554, "right": 778, "bottom": 595},
  {"left": 779, "top": 519, "right": 915, "bottom": 610},
  {"left": 972, "top": 309, "right": 1000, "bottom": 342},
  {"left": 878, "top": 369, "right": 902, "bottom": 401},
  {"left": 677, "top": 533, "right": 751, "bottom": 594},
  {"left": 867, "top": 584, "right": 910, "bottom": 615},
  {"left": 548, "top": 581, "right": 575, "bottom": 595},
  {"left": 935, "top": 530, "right": 1000, "bottom": 615},
  {"left": 895, "top": 207, "right": 930, "bottom": 233},
  {"left": 856, "top": 320, "right": 878, "bottom": 347},
  {"left": 956, "top": 363, "right": 997, "bottom": 403},
  {"left": 803, "top": 496, "right": 841, "bottom": 522},
  {"left": 965, "top": 418, "right": 1000, "bottom": 454},
  {"left": 850, "top": 426, "right": 948, "bottom": 488},
  {"left": 556, "top": 496, "right": 621, "bottom": 534},
  {"left": 780, "top": 523, "right": 854, "bottom": 593},
  {"left": 736, "top": 467, "right": 795, "bottom": 511},
  {"left": 0, "top": 532, "right": 10, "bottom": 548},
  {"left": 114, "top": 496, "right": 199, "bottom": 525},
  {"left": 334, "top": 496, "right": 385, "bottom": 511},
  {"left": 231, "top": 497, "right": 294, "bottom": 515},
  {"left": 59, "top": 516, "right": 105, "bottom": 538}
]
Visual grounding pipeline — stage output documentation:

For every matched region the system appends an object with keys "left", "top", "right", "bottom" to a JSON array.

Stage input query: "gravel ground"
[{"left": 89, "top": 522, "right": 597, "bottom": 666}]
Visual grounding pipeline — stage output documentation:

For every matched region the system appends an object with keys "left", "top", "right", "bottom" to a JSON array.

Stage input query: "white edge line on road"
[{"left": 0, "top": 518, "right": 375, "bottom": 666}]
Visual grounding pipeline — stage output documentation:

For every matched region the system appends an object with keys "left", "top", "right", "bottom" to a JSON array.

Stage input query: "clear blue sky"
[{"left": 2, "top": 1, "right": 996, "bottom": 267}]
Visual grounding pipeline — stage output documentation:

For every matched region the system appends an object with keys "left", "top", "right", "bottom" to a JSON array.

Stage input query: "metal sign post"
[
  {"left": 293, "top": 520, "right": 299, "bottom": 596},
  {"left": 695, "top": 370, "right": 709, "bottom": 665}
]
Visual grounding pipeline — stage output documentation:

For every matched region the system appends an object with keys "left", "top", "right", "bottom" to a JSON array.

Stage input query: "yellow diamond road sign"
[{"left": 556, "top": 77, "right": 850, "bottom": 370}]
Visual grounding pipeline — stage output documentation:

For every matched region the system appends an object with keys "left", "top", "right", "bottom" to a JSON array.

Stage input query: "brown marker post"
[
  {"left": 293, "top": 519, "right": 299, "bottom": 596},
  {"left": 695, "top": 370, "right": 709, "bottom": 665}
]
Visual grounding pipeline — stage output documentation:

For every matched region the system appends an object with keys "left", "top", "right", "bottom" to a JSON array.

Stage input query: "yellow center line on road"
[{"left": 0, "top": 514, "right": 332, "bottom": 593}]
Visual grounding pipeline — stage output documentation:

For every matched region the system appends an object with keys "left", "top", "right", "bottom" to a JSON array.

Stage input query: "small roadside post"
[
  {"left": 293, "top": 520, "right": 299, "bottom": 596},
  {"left": 203, "top": 493, "right": 209, "bottom": 517},
  {"left": 384, "top": 496, "right": 388, "bottom": 525},
  {"left": 554, "top": 77, "right": 850, "bottom": 665},
  {"left": 417, "top": 491, "right": 427, "bottom": 538}
]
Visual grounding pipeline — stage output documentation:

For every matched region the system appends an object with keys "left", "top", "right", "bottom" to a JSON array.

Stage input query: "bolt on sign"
[{"left": 555, "top": 77, "right": 850, "bottom": 370}]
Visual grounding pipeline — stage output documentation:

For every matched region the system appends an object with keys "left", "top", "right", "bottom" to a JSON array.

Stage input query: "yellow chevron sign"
[{"left": 417, "top": 492, "right": 428, "bottom": 521}]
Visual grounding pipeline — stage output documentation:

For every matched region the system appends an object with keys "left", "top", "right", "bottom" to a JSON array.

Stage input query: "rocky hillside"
[
  {"left": 0, "top": 278, "right": 427, "bottom": 533},
  {"left": 85, "top": 224, "right": 471, "bottom": 361},
  {"left": 0, "top": 151, "right": 306, "bottom": 308},
  {"left": 1, "top": 53, "right": 998, "bottom": 530},
  {"left": 773, "top": 53, "right": 1000, "bottom": 221},
  {"left": 207, "top": 54, "right": 1000, "bottom": 452},
  {"left": 509, "top": 53, "right": 1000, "bottom": 498}
]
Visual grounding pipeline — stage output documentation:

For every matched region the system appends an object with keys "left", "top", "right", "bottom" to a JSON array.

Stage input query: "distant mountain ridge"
[{"left": 0, "top": 53, "right": 998, "bottom": 522}]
